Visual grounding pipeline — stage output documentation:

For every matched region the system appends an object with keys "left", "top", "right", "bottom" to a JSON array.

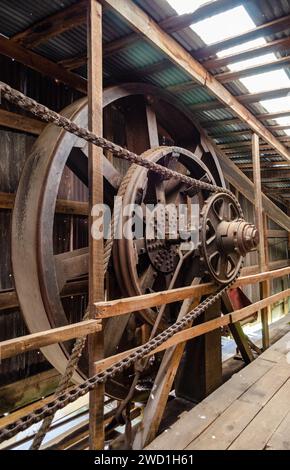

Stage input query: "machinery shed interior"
[{"left": 0, "top": 0, "right": 290, "bottom": 451}]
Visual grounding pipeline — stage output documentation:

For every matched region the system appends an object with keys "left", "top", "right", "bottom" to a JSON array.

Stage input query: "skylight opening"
[
  {"left": 166, "top": 0, "right": 213, "bottom": 16},
  {"left": 240, "top": 69, "right": 290, "bottom": 94},
  {"left": 260, "top": 97, "right": 290, "bottom": 113},
  {"left": 166, "top": 1, "right": 290, "bottom": 132},
  {"left": 217, "top": 38, "right": 266, "bottom": 58},
  {"left": 226, "top": 52, "right": 276, "bottom": 72},
  {"left": 190, "top": 6, "right": 255, "bottom": 45}
]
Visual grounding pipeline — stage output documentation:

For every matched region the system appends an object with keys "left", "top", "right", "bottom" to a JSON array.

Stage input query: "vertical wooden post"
[
  {"left": 87, "top": 0, "right": 104, "bottom": 450},
  {"left": 252, "top": 133, "right": 270, "bottom": 349}
]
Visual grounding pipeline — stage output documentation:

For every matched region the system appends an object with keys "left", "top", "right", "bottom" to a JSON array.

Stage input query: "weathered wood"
[
  {"left": 0, "top": 320, "right": 101, "bottom": 360},
  {"left": 94, "top": 264, "right": 290, "bottom": 319},
  {"left": 95, "top": 282, "right": 215, "bottom": 317},
  {"left": 0, "top": 191, "right": 88, "bottom": 215},
  {"left": 186, "top": 362, "right": 290, "bottom": 450},
  {"left": 217, "top": 148, "right": 290, "bottom": 231},
  {"left": 266, "top": 411, "right": 290, "bottom": 450},
  {"left": 0, "top": 109, "right": 45, "bottom": 135},
  {"left": 231, "top": 288, "right": 290, "bottom": 324},
  {"left": 0, "top": 35, "right": 86, "bottom": 93},
  {"left": 87, "top": 0, "right": 104, "bottom": 450},
  {"left": 0, "top": 279, "right": 88, "bottom": 312},
  {"left": 0, "top": 369, "right": 60, "bottom": 415},
  {"left": 146, "top": 357, "right": 274, "bottom": 450},
  {"left": 229, "top": 378, "right": 290, "bottom": 450},
  {"left": 12, "top": 1, "right": 87, "bottom": 49},
  {"left": 145, "top": 105, "right": 159, "bottom": 147},
  {"left": 133, "top": 284, "right": 202, "bottom": 449},
  {"left": 103, "top": 0, "right": 290, "bottom": 164},
  {"left": 94, "top": 289, "right": 290, "bottom": 377},
  {"left": 252, "top": 134, "right": 270, "bottom": 349},
  {"left": 59, "top": 54, "right": 87, "bottom": 71},
  {"left": 223, "top": 292, "right": 254, "bottom": 364}
]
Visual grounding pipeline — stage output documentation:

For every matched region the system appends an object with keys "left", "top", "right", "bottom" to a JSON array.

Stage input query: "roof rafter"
[
  {"left": 11, "top": 0, "right": 87, "bottom": 49},
  {"left": 0, "top": 35, "right": 87, "bottom": 93},
  {"left": 102, "top": 0, "right": 290, "bottom": 164},
  {"left": 201, "top": 111, "right": 290, "bottom": 128},
  {"left": 203, "top": 36, "right": 290, "bottom": 69},
  {"left": 215, "top": 55, "right": 290, "bottom": 83},
  {"left": 190, "top": 88, "right": 290, "bottom": 112}
]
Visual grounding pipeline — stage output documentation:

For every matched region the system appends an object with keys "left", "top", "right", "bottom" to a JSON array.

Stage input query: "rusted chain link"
[
  {"left": 0, "top": 81, "right": 237, "bottom": 200},
  {"left": 0, "top": 279, "right": 238, "bottom": 444},
  {"left": 0, "top": 82, "right": 243, "bottom": 445}
]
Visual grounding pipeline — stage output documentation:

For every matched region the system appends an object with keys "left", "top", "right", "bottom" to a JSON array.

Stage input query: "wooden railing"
[{"left": 1, "top": 265, "right": 289, "bottom": 363}]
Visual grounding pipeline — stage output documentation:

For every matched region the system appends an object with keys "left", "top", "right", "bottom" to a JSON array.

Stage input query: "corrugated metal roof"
[
  {"left": 0, "top": 0, "right": 290, "bottom": 188},
  {"left": 0, "top": 0, "right": 78, "bottom": 37}
]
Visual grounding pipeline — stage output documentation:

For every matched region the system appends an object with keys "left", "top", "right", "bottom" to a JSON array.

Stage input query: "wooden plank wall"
[{"left": 0, "top": 55, "right": 81, "bottom": 406}]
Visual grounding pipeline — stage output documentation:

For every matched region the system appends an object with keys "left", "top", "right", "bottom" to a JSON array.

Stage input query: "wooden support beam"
[
  {"left": 252, "top": 133, "right": 270, "bottom": 350},
  {"left": 0, "top": 192, "right": 88, "bottom": 216},
  {"left": 133, "top": 290, "right": 203, "bottom": 449},
  {"left": 0, "top": 109, "right": 45, "bottom": 135},
  {"left": 58, "top": 54, "right": 87, "bottom": 71},
  {"left": 203, "top": 36, "right": 290, "bottom": 70},
  {"left": 197, "top": 130, "right": 290, "bottom": 231},
  {"left": 215, "top": 55, "right": 290, "bottom": 83},
  {"left": 0, "top": 35, "right": 87, "bottom": 93},
  {"left": 195, "top": 14, "right": 290, "bottom": 60},
  {"left": 103, "top": 0, "right": 290, "bottom": 164},
  {"left": 87, "top": 0, "right": 104, "bottom": 450},
  {"left": 0, "top": 279, "right": 88, "bottom": 312},
  {"left": 267, "top": 230, "right": 289, "bottom": 238},
  {"left": 0, "top": 320, "right": 101, "bottom": 360},
  {"left": 11, "top": 1, "right": 87, "bottom": 49},
  {"left": 101, "top": 1, "right": 245, "bottom": 58}
]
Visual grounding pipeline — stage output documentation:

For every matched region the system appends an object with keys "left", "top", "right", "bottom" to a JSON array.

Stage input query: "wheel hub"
[{"left": 200, "top": 192, "right": 259, "bottom": 284}]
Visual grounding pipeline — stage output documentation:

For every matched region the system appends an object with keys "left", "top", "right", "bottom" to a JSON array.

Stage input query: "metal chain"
[
  {"left": 0, "top": 276, "right": 239, "bottom": 444},
  {"left": 0, "top": 82, "right": 243, "bottom": 444},
  {"left": 0, "top": 82, "right": 237, "bottom": 200}
]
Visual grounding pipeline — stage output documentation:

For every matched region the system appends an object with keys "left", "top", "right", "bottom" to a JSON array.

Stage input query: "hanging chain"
[
  {"left": 0, "top": 82, "right": 243, "bottom": 444},
  {"left": 0, "top": 81, "right": 237, "bottom": 199}
]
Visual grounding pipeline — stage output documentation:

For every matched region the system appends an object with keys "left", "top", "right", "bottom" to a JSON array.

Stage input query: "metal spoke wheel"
[
  {"left": 200, "top": 192, "right": 259, "bottom": 284},
  {"left": 11, "top": 84, "right": 225, "bottom": 399}
]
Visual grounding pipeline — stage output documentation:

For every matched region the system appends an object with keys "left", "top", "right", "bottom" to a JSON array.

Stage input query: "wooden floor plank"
[
  {"left": 186, "top": 400, "right": 260, "bottom": 450},
  {"left": 146, "top": 358, "right": 273, "bottom": 450},
  {"left": 266, "top": 411, "right": 290, "bottom": 450},
  {"left": 229, "top": 379, "right": 290, "bottom": 450},
  {"left": 186, "top": 361, "right": 290, "bottom": 450}
]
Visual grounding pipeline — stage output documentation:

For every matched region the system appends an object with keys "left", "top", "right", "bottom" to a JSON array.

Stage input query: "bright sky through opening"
[{"left": 167, "top": 0, "right": 290, "bottom": 131}]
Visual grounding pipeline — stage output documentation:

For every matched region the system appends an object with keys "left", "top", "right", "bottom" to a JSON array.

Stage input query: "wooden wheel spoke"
[
  {"left": 68, "top": 145, "right": 122, "bottom": 190},
  {"left": 54, "top": 247, "right": 89, "bottom": 292},
  {"left": 140, "top": 263, "right": 156, "bottom": 292}
]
